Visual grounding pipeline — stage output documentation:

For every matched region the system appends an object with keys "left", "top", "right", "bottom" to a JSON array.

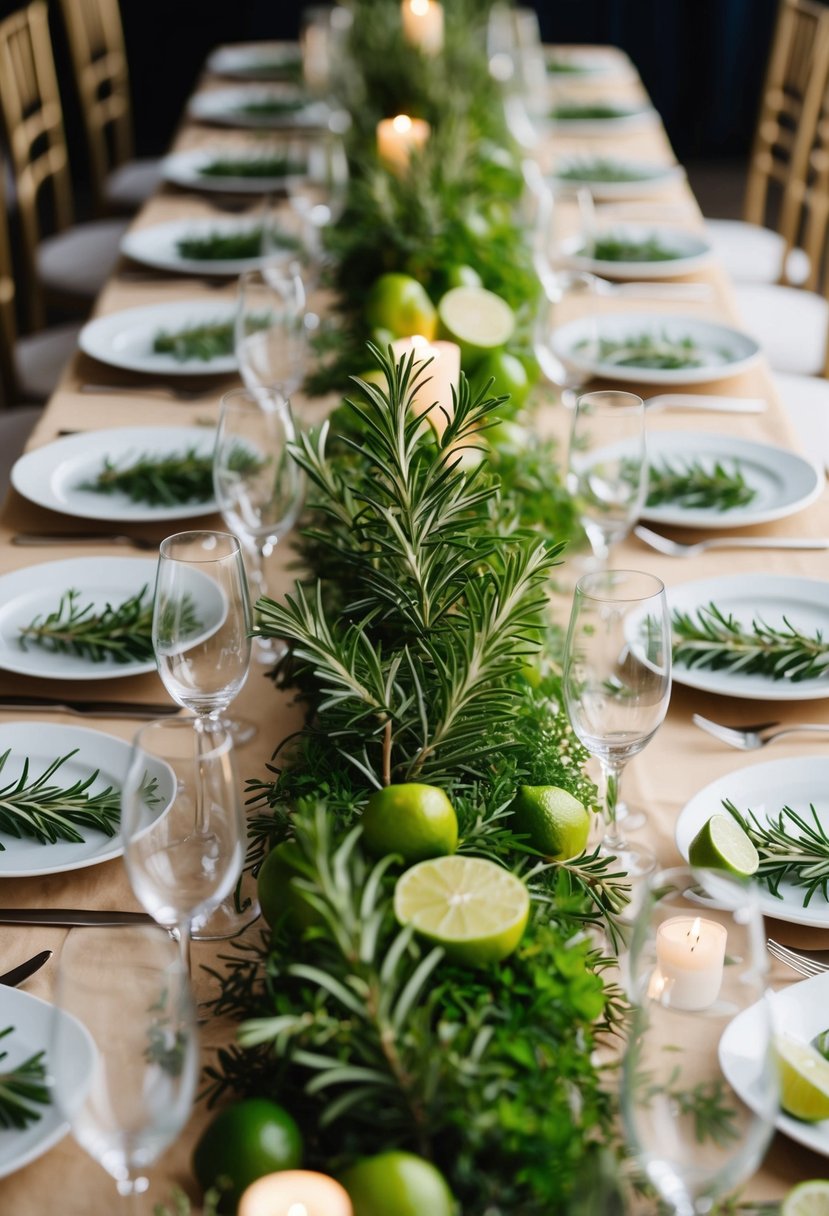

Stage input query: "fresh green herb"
[
  {"left": 637, "top": 1060, "right": 740, "bottom": 1146},
  {"left": 79, "top": 444, "right": 263, "bottom": 507},
  {"left": 590, "top": 234, "right": 681, "bottom": 262},
  {"left": 556, "top": 159, "right": 658, "bottom": 183},
  {"left": 236, "top": 97, "right": 306, "bottom": 118},
  {"left": 153, "top": 319, "right": 234, "bottom": 362},
  {"left": 175, "top": 227, "right": 302, "bottom": 261},
  {"left": 233, "top": 57, "right": 303, "bottom": 82},
  {"left": 671, "top": 602, "right": 829, "bottom": 682},
  {"left": 199, "top": 155, "right": 305, "bottom": 179},
  {"left": 724, "top": 798, "right": 829, "bottom": 905},
  {"left": 0, "top": 1028, "right": 50, "bottom": 1129},
  {"left": 646, "top": 458, "right": 756, "bottom": 510},
  {"left": 547, "top": 59, "right": 592, "bottom": 74},
  {"left": 551, "top": 104, "right": 636, "bottom": 120},
  {"left": 587, "top": 333, "right": 721, "bottom": 370}
]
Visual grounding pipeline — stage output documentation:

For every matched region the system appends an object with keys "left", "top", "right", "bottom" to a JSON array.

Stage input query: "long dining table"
[{"left": 1, "top": 38, "right": 828, "bottom": 1215}]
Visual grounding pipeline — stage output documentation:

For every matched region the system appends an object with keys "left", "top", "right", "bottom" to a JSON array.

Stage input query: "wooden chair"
[
  {"left": 0, "top": 0, "right": 127, "bottom": 330},
  {"left": 705, "top": 0, "right": 829, "bottom": 287},
  {"left": 58, "top": 0, "right": 159, "bottom": 214}
]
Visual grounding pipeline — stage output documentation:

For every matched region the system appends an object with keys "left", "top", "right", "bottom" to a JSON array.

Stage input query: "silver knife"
[
  {"left": 0, "top": 696, "right": 179, "bottom": 719},
  {"left": 0, "top": 909, "right": 155, "bottom": 927},
  {"left": 0, "top": 950, "right": 52, "bottom": 986}
]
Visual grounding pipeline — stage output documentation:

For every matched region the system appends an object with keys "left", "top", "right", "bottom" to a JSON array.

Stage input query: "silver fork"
[
  {"left": 634, "top": 524, "right": 829, "bottom": 558},
  {"left": 13, "top": 532, "right": 160, "bottom": 552},
  {"left": 767, "top": 938, "right": 829, "bottom": 977},
  {"left": 79, "top": 382, "right": 212, "bottom": 401},
  {"left": 693, "top": 713, "right": 829, "bottom": 750}
]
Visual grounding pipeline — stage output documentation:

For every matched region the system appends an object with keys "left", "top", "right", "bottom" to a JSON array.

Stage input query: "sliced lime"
[
  {"left": 688, "top": 813, "right": 759, "bottom": 878},
  {"left": 437, "top": 285, "right": 515, "bottom": 367},
  {"left": 775, "top": 1036, "right": 829, "bottom": 1121},
  {"left": 782, "top": 1180, "right": 829, "bottom": 1216},
  {"left": 393, "top": 854, "right": 529, "bottom": 966}
]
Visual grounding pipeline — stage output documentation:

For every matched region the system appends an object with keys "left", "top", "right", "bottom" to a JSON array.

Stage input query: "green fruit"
[
  {"left": 473, "top": 350, "right": 531, "bottom": 409},
  {"left": 445, "top": 263, "right": 483, "bottom": 290},
  {"left": 394, "top": 854, "right": 530, "bottom": 966},
  {"left": 437, "top": 285, "right": 515, "bottom": 367},
  {"left": 257, "top": 841, "right": 318, "bottom": 931},
  {"left": 509, "top": 785, "right": 590, "bottom": 860},
  {"left": 192, "top": 1098, "right": 303, "bottom": 1210},
  {"left": 775, "top": 1036, "right": 829, "bottom": 1121},
  {"left": 362, "top": 783, "right": 458, "bottom": 863},
  {"left": 782, "top": 1180, "right": 829, "bottom": 1216},
  {"left": 365, "top": 273, "right": 437, "bottom": 340},
  {"left": 687, "top": 814, "right": 759, "bottom": 879},
  {"left": 341, "top": 1150, "right": 455, "bottom": 1216}
]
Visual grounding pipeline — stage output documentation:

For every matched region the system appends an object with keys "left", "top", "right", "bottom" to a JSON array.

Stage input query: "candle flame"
[
  {"left": 410, "top": 0, "right": 430, "bottom": 13},
  {"left": 410, "top": 333, "right": 430, "bottom": 349},
  {"left": 393, "top": 114, "right": 413, "bottom": 133},
  {"left": 287, "top": 1206, "right": 308, "bottom": 1216}
]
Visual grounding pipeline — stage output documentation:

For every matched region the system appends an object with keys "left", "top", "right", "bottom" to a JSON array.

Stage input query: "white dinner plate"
[
  {"left": 188, "top": 86, "right": 327, "bottom": 129},
  {"left": 667, "top": 574, "right": 829, "bottom": 701},
  {"left": 551, "top": 312, "right": 761, "bottom": 386},
  {"left": 0, "top": 556, "right": 224, "bottom": 682},
  {"left": 121, "top": 218, "right": 270, "bottom": 277},
  {"left": 720, "top": 973, "right": 829, "bottom": 1158},
  {"left": 677, "top": 756, "right": 829, "bottom": 928},
  {"left": 550, "top": 157, "right": 685, "bottom": 199},
  {"left": 207, "top": 41, "right": 303, "bottom": 81},
  {"left": 0, "top": 987, "right": 94, "bottom": 1179},
  {"left": 161, "top": 146, "right": 302, "bottom": 195},
  {"left": 0, "top": 722, "right": 172, "bottom": 877},
  {"left": 546, "top": 46, "right": 636, "bottom": 83},
  {"left": 638, "top": 432, "right": 823, "bottom": 530},
  {"left": 11, "top": 427, "right": 219, "bottom": 524},
  {"left": 561, "top": 224, "right": 712, "bottom": 280},
  {"left": 79, "top": 300, "right": 238, "bottom": 376},
  {"left": 548, "top": 100, "right": 657, "bottom": 135}
]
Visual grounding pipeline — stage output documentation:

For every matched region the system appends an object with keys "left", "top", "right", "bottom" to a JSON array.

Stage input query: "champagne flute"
[
  {"left": 121, "top": 717, "right": 246, "bottom": 969},
  {"left": 51, "top": 925, "right": 198, "bottom": 1207},
  {"left": 622, "top": 867, "right": 777, "bottom": 1215},
  {"left": 567, "top": 390, "right": 647, "bottom": 568},
  {"left": 235, "top": 266, "right": 308, "bottom": 402},
  {"left": 213, "top": 387, "right": 305, "bottom": 665},
  {"left": 562, "top": 569, "right": 671, "bottom": 887}
]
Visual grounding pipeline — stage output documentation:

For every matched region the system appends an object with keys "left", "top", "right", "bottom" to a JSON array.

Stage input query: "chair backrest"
[
  {"left": 743, "top": 0, "right": 829, "bottom": 240},
  {"left": 59, "top": 0, "right": 134, "bottom": 214},
  {"left": 0, "top": 0, "right": 74, "bottom": 329},
  {"left": 0, "top": 163, "right": 19, "bottom": 409}
]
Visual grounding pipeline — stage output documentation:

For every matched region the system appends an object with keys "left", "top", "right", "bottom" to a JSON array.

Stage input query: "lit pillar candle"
[
  {"left": 653, "top": 916, "right": 727, "bottom": 1012},
  {"left": 376, "top": 114, "right": 430, "bottom": 176},
  {"left": 401, "top": 0, "right": 444, "bottom": 54},
  {"left": 391, "top": 334, "right": 461, "bottom": 437},
  {"left": 238, "top": 1171, "right": 353, "bottom": 1216}
]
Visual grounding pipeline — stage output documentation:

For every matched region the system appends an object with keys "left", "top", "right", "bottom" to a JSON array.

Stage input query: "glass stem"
[
  {"left": 600, "top": 758, "right": 626, "bottom": 850},
  {"left": 194, "top": 715, "right": 209, "bottom": 835},
  {"left": 177, "top": 920, "right": 192, "bottom": 977}
]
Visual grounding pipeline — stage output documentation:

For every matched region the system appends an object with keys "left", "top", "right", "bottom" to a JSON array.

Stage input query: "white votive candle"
[
  {"left": 654, "top": 915, "right": 727, "bottom": 1012},
  {"left": 376, "top": 114, "right": 431, "bottom": 175},
  {"left": 238, "top": 1170, "right": 353, "bottom": 1216},
  {"left": 401, "top": 0, "right": 444, "bottom": 54},
  {"left": 391, "top": 334, "right": 461, "bottom": 436}
]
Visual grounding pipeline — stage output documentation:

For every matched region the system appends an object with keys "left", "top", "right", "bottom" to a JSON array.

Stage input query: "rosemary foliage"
[
  {"left": 646, "top": 458, "right": 756, "bottom": 511},
  {"left": 79, "top": 444, "right": 262, "bottom": 507},
  {"left": 591, "top": 234, "right": 681, "bottom": 263},
  {"left": 0, "top": 1027, "right": 50, "bottom": 1129},
  {"left": 176, "top": 229, "right": 263, "bottom": 261},
  {"left": 556, "top": 158, "right": 658, "bottom": 184},
  {"left": 588, "top": 334, "right": 721, "bottom": 370},
  {"left": 236, "top": 97, "right": 306, "bottom": 118},
  {"left": 672, "top": 603, "right": 829, "bottom": 682},
  {"left": 199, "top": 155, "right": 305, "bottom": 179},
  {"left": 233, "top": 57, "right": 302, "bottom": 82},
  {"left": 153, "top": 319, "right": 235, "bottom": 362},
  {"left": 551, "top": 103, "right": 636, "bottom": 120},
  {"left": 724, "top": 798, "right": 829, "bottom": 905},
  {"left": 637, "top": 1060, "right": 740, "bottom": 1147}
]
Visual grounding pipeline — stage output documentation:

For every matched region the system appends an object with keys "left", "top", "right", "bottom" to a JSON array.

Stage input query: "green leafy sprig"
[
  {"left": 199, "top": 155, "right": 305, "bottom": 179},
  {"left": 79, "top": 444, "right": 263, "bottom": 507},
  {"left": 556, "top": 158, "right": 659, "bottom": 184},
  {"left": 236, "top": 97, "right": 306, "bottom": 118},
  {"left": 672, "top": 603, "right": 829, "bottom": 682},
  {"left": 0, "top": 1027, "right": 51, "bottom": 1129},
  {"left": 646, "top": 458, "right": 756, "bottom": 510},
  {"left": 590, "top": 234, "right": 681, "bottom": 263},
  {"left": 551, "top": 103, "right": 637, "bottom": 120},
  {"left": 589, "top": 334, "right": 718, "bottom": 370},
  {"left": 153, "top": 320, "right": 235, "bottom": 362},
  {"left": 724, "top": 798, "right": 829, "bottom": 905}
]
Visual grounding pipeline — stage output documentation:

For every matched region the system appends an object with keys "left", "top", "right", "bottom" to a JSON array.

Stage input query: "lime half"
[
  {"left": 437, "top": 285, "right": 515, "bottom": 366},
  {"left": 783, "top": 1180, "right": 829, "bottom": 1216},
  {"left": 775, "top": 1036, "right": 829, "bottom": 1121},
  {"left": 688, "top": 813, "right": 759, "bottom": 878},
  {"left": 394, "top": 855, "right": 529, "bottom": 966}
]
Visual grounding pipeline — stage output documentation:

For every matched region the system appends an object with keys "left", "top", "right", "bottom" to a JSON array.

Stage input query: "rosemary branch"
[
  {"left": 591, "top": 234, "right": 680, "bottom": 263},
  {"left": 79, "top": 444, "right": 263, "bottom": 507},
  {"left": 153, "top": 320, "right": 235, "bottom": 363},
  {"left": 0, "top": 1027, "right": 51, "bottom": 1129},
  {"left": 175, "top": 227, "right": 302, "bottom": 262},
  {"left": 198, "top": 154, "right": 305, "bottom": 179},
  {"left": 587, "top": 333, "right": 721, "bottom": 370},
  {"left": 672, "top": 602, "right": 829, "bottom": 682},
  {"left": 724, "top": 798, "right": 829, "bottom": 905},
  {"left": 646, "top": 458, "right": 756, "bottom": 511}
]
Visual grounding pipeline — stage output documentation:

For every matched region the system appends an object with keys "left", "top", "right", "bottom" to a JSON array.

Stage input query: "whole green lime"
[
  {"left": 340, "top": 1150, "right": 455, "bottom": 1216},
  {"left": 258, "top": 840, "right": 320, "bottom": 931},
  {"left": 473, "top": 349, "right": 531, "bottom": 409},
  {"left": 192, "top": 1098, "right": 303, "bottom": 1210},
  {"left": 509, "top": 785, "right": 590, "bottom": 860},
  {"left": 365, "top": 273, "right": 437, "bottom": 340},
  {"left": 445, "top": 263, "right": 483, "bottom": 290},
  {"left": 362, "top": 783, "right": 458, "bottom": 863}
]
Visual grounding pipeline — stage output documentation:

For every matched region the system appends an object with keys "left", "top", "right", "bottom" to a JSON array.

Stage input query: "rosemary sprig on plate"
[
  {"left": 0, "top": 747, "right": 159, "bottom": 847},
  {"left": 671, "top": 602, "right": 829, "bottom": 681},
  {"left": 590, "top": 234, "right": 681, "bottom": 262},
  {"left": 79, "top": 444, "right": 263, "bottom": 507},
  {"left": 587, "top": 333, "right": 721, "bottom": 370},
  {"left": 646, "top": 458, "right": 756, "bottom": 510},
  {"left": 551, "top": 103, "right": 631, "bottom": 120},
  {"left": 723, "top": 798, "right": 829, "bottom": 905},
  {"left": 546, "top": 59, "right": 590, "bottom": 74},
  {"left": 175, "top": 227, "right": 301, "bottom": 261},
  {"left": 235, "top": 57, "right": 303, "bottom": 82},
  {"left": 557, "top": 158, "right": 654, "bottom": 183},
  {"left": 0, "top": 1028, "right": 50, "bottom": 1129},
  {"left": 198, "top": 154, "right": 305, "bottom": 179},
  {"left": 153, "top": 319, "right": 234, "bottom": 362},
  {"left": 236, "top": 97, "right": 305, "bottom": 118}
]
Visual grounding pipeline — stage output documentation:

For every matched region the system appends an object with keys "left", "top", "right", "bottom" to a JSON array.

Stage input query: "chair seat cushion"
[
  {"left": 14, "top": 321, "right": 82, "bottom": 401},
  {"left": 105, "top": 158, "right": 162, "bottom": 211},
  {"left": 704, "top": 218, "right": 810, "bottom": 286},
  {"left": 37, "top": 218, "right": 128, "bottom": 300},
  {"left": 773, "top": 371, "right": 829, "bottom": 470},
  {"left": 734, "top": 283, "right": 828, "bottom": 376}
]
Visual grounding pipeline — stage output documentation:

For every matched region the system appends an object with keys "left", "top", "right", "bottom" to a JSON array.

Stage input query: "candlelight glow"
[
  {"left": 393, "top": 114, "right": 413, "bottom": 133},
  {"left": 288, "top": 1207, "right": 308, "bottom": 1216},
  {"left": 410, "top": 0, "right": 429, "bottom": 14}
]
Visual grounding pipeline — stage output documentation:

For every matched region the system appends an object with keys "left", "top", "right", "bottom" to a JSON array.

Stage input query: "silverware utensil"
[
  {"left": 13, "top": 532, "right": 160, "bottom": 552},
  {"left": 0, "top": 950, "right": 53, "bottom": 987},
  {"left": 79, "top": 382, "right": 212, "bottom": 402},
  {"left": 0, "top": 695, "right": 179, "bottom": 719},
  {"left": 644, "top": 394, "right": 767, "bottom": 414},
  {"left": 634, "top": 525, "right": 829, "bottom": 558},
  {"left": 0, "top": 909, "right": 155, "bottom": 927},
  {"left": 767, "top": 939, "right": 829, "bottom": 977},
  {"left": 586, "top": 273, "right": 712, "bottom": 302},
  {"left": 692, "top": 713, "right": 829, "bottom": 751}
]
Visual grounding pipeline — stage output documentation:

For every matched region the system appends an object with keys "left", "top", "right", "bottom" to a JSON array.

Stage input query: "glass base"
[
  {"left": 254, "top": 635, "right": 288, "bottom": 666},
  {"left": 616, "top": 798, "right": 648, "bottom": 834},
  {"left": 192, "top": 894, "right": 261, "bottom": 941},
  {"left": 600, "top": 837, "right": 656, "bottom": 924}
]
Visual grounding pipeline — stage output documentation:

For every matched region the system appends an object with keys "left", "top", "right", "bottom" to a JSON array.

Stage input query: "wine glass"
[
  {"left": 235, "top": 266, "right": 308, "bottom": 402},
  {"left": 562, "top": 569, "right": 671, "bottom": 889},
  {"left": 621, "top": 866, "right": 777, "bottom": 1215},
  {"left": 121, "top": 716, "right": 246, "bottom": 969},
  {"left": 213, "top": 387, "right": 305, "bottom": 665},
  {"left": 567, "top": 390, "right": 647, "bottom": 568},
  {"left": 51, "top": 925, "right": 198, "bottom": 1206}
]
